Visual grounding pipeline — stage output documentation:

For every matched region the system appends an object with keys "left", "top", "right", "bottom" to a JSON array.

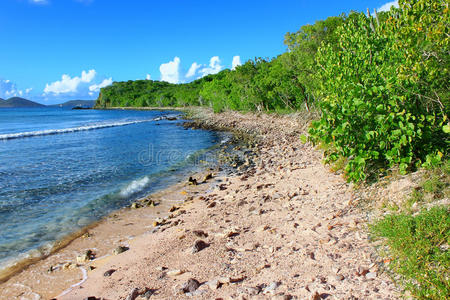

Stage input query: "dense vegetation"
[{"left": 96, "top": 0, "right": 448, "bottom": 183}]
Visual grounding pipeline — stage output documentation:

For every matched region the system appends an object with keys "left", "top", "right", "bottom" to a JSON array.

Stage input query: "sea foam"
[
  {"left": 0, "top": 119, "right": 154, "bottom": 141},
  {"left": 119, "top": 176, "right": 150, "bottom": 198}
]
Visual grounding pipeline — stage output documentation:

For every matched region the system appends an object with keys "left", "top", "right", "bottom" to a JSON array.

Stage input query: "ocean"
[{"left": 0, "top": 107, "right": 225, "bottom": 273}]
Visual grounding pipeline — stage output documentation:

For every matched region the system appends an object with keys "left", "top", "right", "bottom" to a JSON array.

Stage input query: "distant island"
[
  {"left": 0, "top": 97, "right": 46, "bottom": 108},
  {"left": 0, "top": 97, "right": 96, "bottom": 108},
  {"left": 48, "top": 100, "right": 96, "bottom": 108}
]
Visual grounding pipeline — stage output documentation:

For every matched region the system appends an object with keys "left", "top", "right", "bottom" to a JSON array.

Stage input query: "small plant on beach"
[{"left": 371, "top": 206, "right": 450, "bottom": 299}]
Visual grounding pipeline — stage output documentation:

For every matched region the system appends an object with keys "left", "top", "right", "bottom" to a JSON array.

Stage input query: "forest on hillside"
[{"left": 96, "top": 0, "right": 448, "bottom": 182}]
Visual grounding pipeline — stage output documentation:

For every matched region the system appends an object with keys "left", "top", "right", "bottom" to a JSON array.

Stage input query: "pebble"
[
  {"left": 311, "top": 291, "right": 321, "bottom": 300},
  {"left": 167, "top": 269, "right": 184, "bottom": 276},
  {"left": 335, "top": 274, "right": 345, "bottom": 281},
  {"left": 206, "top": 279, "right": 220, "bottom": 290},
  {"left": 365, "top": 272, "right": 377, "bottom": 280},
  {"left": 125, "top": 288, "right": 140, "bottom": 300},
  {"left": 113, "top": 246, "right": 129, "bottom": 255},
  {"left": 181, "top": 278, "right": 200, "bottom": 293},
  {"left": 103, "top": 269, "right": 116, "bottom": 277},
  {"left": 62, "top": 262, "right": 78, "bottom": 270},
  {"left": 240, "top": 286, "right": 261, "bottom": 295},
  {"left": 263, "top": 281, "right": 281, "bottom": 294},
  {"left": 192, "top": 230, "right": 208, "bottom": 238},
  {"left": 76, "top": 250, "right": 94, "bottom": 263},
  {"left": 191, "top": 240, "right": 209, "bottom": 253}
]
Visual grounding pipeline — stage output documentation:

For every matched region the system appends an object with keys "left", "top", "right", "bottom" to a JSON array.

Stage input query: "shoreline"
[
  {"left": 0, "top": 165, "right": 231, "bottom": 299},
  {"left": 1, "top": 108, "right": 401, "bottom": 299},
  {"left": 0, "top": 108, "right": 255, "bottom": 299}
]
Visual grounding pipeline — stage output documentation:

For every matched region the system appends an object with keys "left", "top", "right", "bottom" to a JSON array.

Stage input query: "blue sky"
[{"left": 0, "top": 0, "right": 398, "bottom": 104}]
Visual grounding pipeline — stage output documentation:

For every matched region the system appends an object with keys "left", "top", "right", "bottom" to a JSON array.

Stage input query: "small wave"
[
  {"left": 0, "top": 119, "right": 154, "bottom": 141},
  {"left": 119, "top": 176, "right": 150, "bottom": 198}
]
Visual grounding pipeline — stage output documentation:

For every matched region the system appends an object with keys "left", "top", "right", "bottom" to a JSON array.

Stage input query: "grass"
[
  {"left": 402, "top": 161, "right": 450, "bottom": 212},
  {"left": 370, "top": 160, "right": 450, "bottom": 299},
  {"left": 371, "top": 206, "right": 450, "bottom": 299}
]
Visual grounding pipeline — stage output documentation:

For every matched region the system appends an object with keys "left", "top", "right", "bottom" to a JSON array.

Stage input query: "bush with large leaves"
[{"left": 310, "top": 0, "right": 449, "bottom": 182}]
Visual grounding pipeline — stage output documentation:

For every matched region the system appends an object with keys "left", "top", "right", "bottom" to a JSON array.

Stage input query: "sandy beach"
[{"left": 0, "top": 109, "right": 400, "bottom": 299}]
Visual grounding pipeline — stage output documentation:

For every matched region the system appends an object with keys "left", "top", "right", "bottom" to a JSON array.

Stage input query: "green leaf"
[{"left": 300, "top": 135, "right": 308, "bottom": 143}]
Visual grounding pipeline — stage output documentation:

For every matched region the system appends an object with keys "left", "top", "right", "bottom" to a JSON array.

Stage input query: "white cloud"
[
  {"left": 199, "top": 56, "right": 223, "bottom": 77},
  {"left": 186, "top": 62, "right": 202, "bottom": 78},
  {"left": 0, "top": 79, "right": 33, "bottom": 99},
  {"left": 378, "top": 0, "right": 398, "bottom": 12},
  {"left": 232, "top": 56, "right": 242, "bottom": 70},
  {"left": 159, "top": 57, "right": 181, "bottom": 84},
  {"left": 89, "top": 78, "right": 113, "bottom": 92},
  {"left": 81, "top": 69, "right": 96, "bottom": 82},
  {"left": 146, "top": 74, "right": 152, "bottom": 80},
  {"left": 44, "top": 69, "right": 96, "bottom": 95}
]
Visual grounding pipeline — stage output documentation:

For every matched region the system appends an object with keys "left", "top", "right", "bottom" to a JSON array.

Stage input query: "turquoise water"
[{"left": 0, "top": 108, "right": 225, "bottom": 270}]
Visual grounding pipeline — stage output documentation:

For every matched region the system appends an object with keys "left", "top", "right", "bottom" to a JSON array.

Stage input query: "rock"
[
  {"left": 230, "top": 276, "right": 246, "bottom": 283},
  {"left": 103, "top": 269, "right": 116, "bottom": 277},
  {"left": 181, "top": 278, "right": 200, "bottom": 293},
  {"left": 256, "top": 225, "right": 270, "bottom": 232},
  {"left": 191, "top": 240, "right": 209, "bottom": 253},
  {"left": 263, "top": 281, "right": 281, "bottom": 295},
  {"left": 365, "top": 272, "right": 377, "bottom": 280},
  {"left": 77, "top": 250, "right": 95, "bottom": 263},
  {"left": 219, "top": 184, "right": 228, "bottom": 190},
  {"left": 311, "top": 291, "right": 321, "bottom": 300},
  {"left": 125, "top": 288, "right": 140, "bottom": 300},
  {"left": 113, "top": 246, "right": 129, "bottom": 255},
  {"left": 335, "top": 274, "right": 344, "bottom": 281},
  {"left": 141, "top": 198, "right": 157, "bottom": 207},
  {"left": 306, "top": 251, "right": 315, "bottom": 260},
  {"left": 82, "top": 232, "right": 92, "bottom": 238},
  {"left": 203, "top": 173, "right": 213, "bottom": 182},
  {"left": 153, "top": 217, "right": 165, "bottom": 227},
  {"left": 167, "top": 269, "right": 184, "bottom": 276},
  {"left": 356, "top": 266, "right": 369, "bottom": 276},
  {"left": 83, "top": 297, "right": 99, "bottom": 300},
  {"left": 207, "top": 202, "right": 216, "bottom": 208},
  {"left": 217, "top": 276, "right": 231, "bottom": 284},
  {"left": 139, "top": 289, "right": 157, "bottom": 299},
  {"left": 47, "top": 265, "right": 56, "bottom": 273},
  {"left": 219, "top": 227, "right": 240, "bottom": 238},
  {"left": 62, "top": 262, "right": 78, "bottom": 270},
  {"left": 192, "top": 230, "right": 208, "bottom": 238},
  {"left": 169, "top": 205, "right": 179, "bottom": 212},
  {"left": 206, "top": 279, "right": 220, "bottom": 290},
  {"left": 188, "top": 177, "right": 198, "bottom": 185},
  {"left": 241, "top": 286, "right": 261, "bottom": 296},
  {"left": 131, "top": 202, "right": 142, "bottom": 209}
]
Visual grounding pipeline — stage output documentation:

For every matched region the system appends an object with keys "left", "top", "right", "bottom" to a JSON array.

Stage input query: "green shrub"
[
  {"left": 309, "top": 0, "right": 449, "bottom": 182},
  {"left": 371, "top": 206, "right": 450, "bottom": 299}
]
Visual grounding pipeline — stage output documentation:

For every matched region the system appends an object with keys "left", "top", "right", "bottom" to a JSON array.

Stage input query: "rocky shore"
[{"left": 1, "top": 108, "right": 400, "bottom": 299}]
